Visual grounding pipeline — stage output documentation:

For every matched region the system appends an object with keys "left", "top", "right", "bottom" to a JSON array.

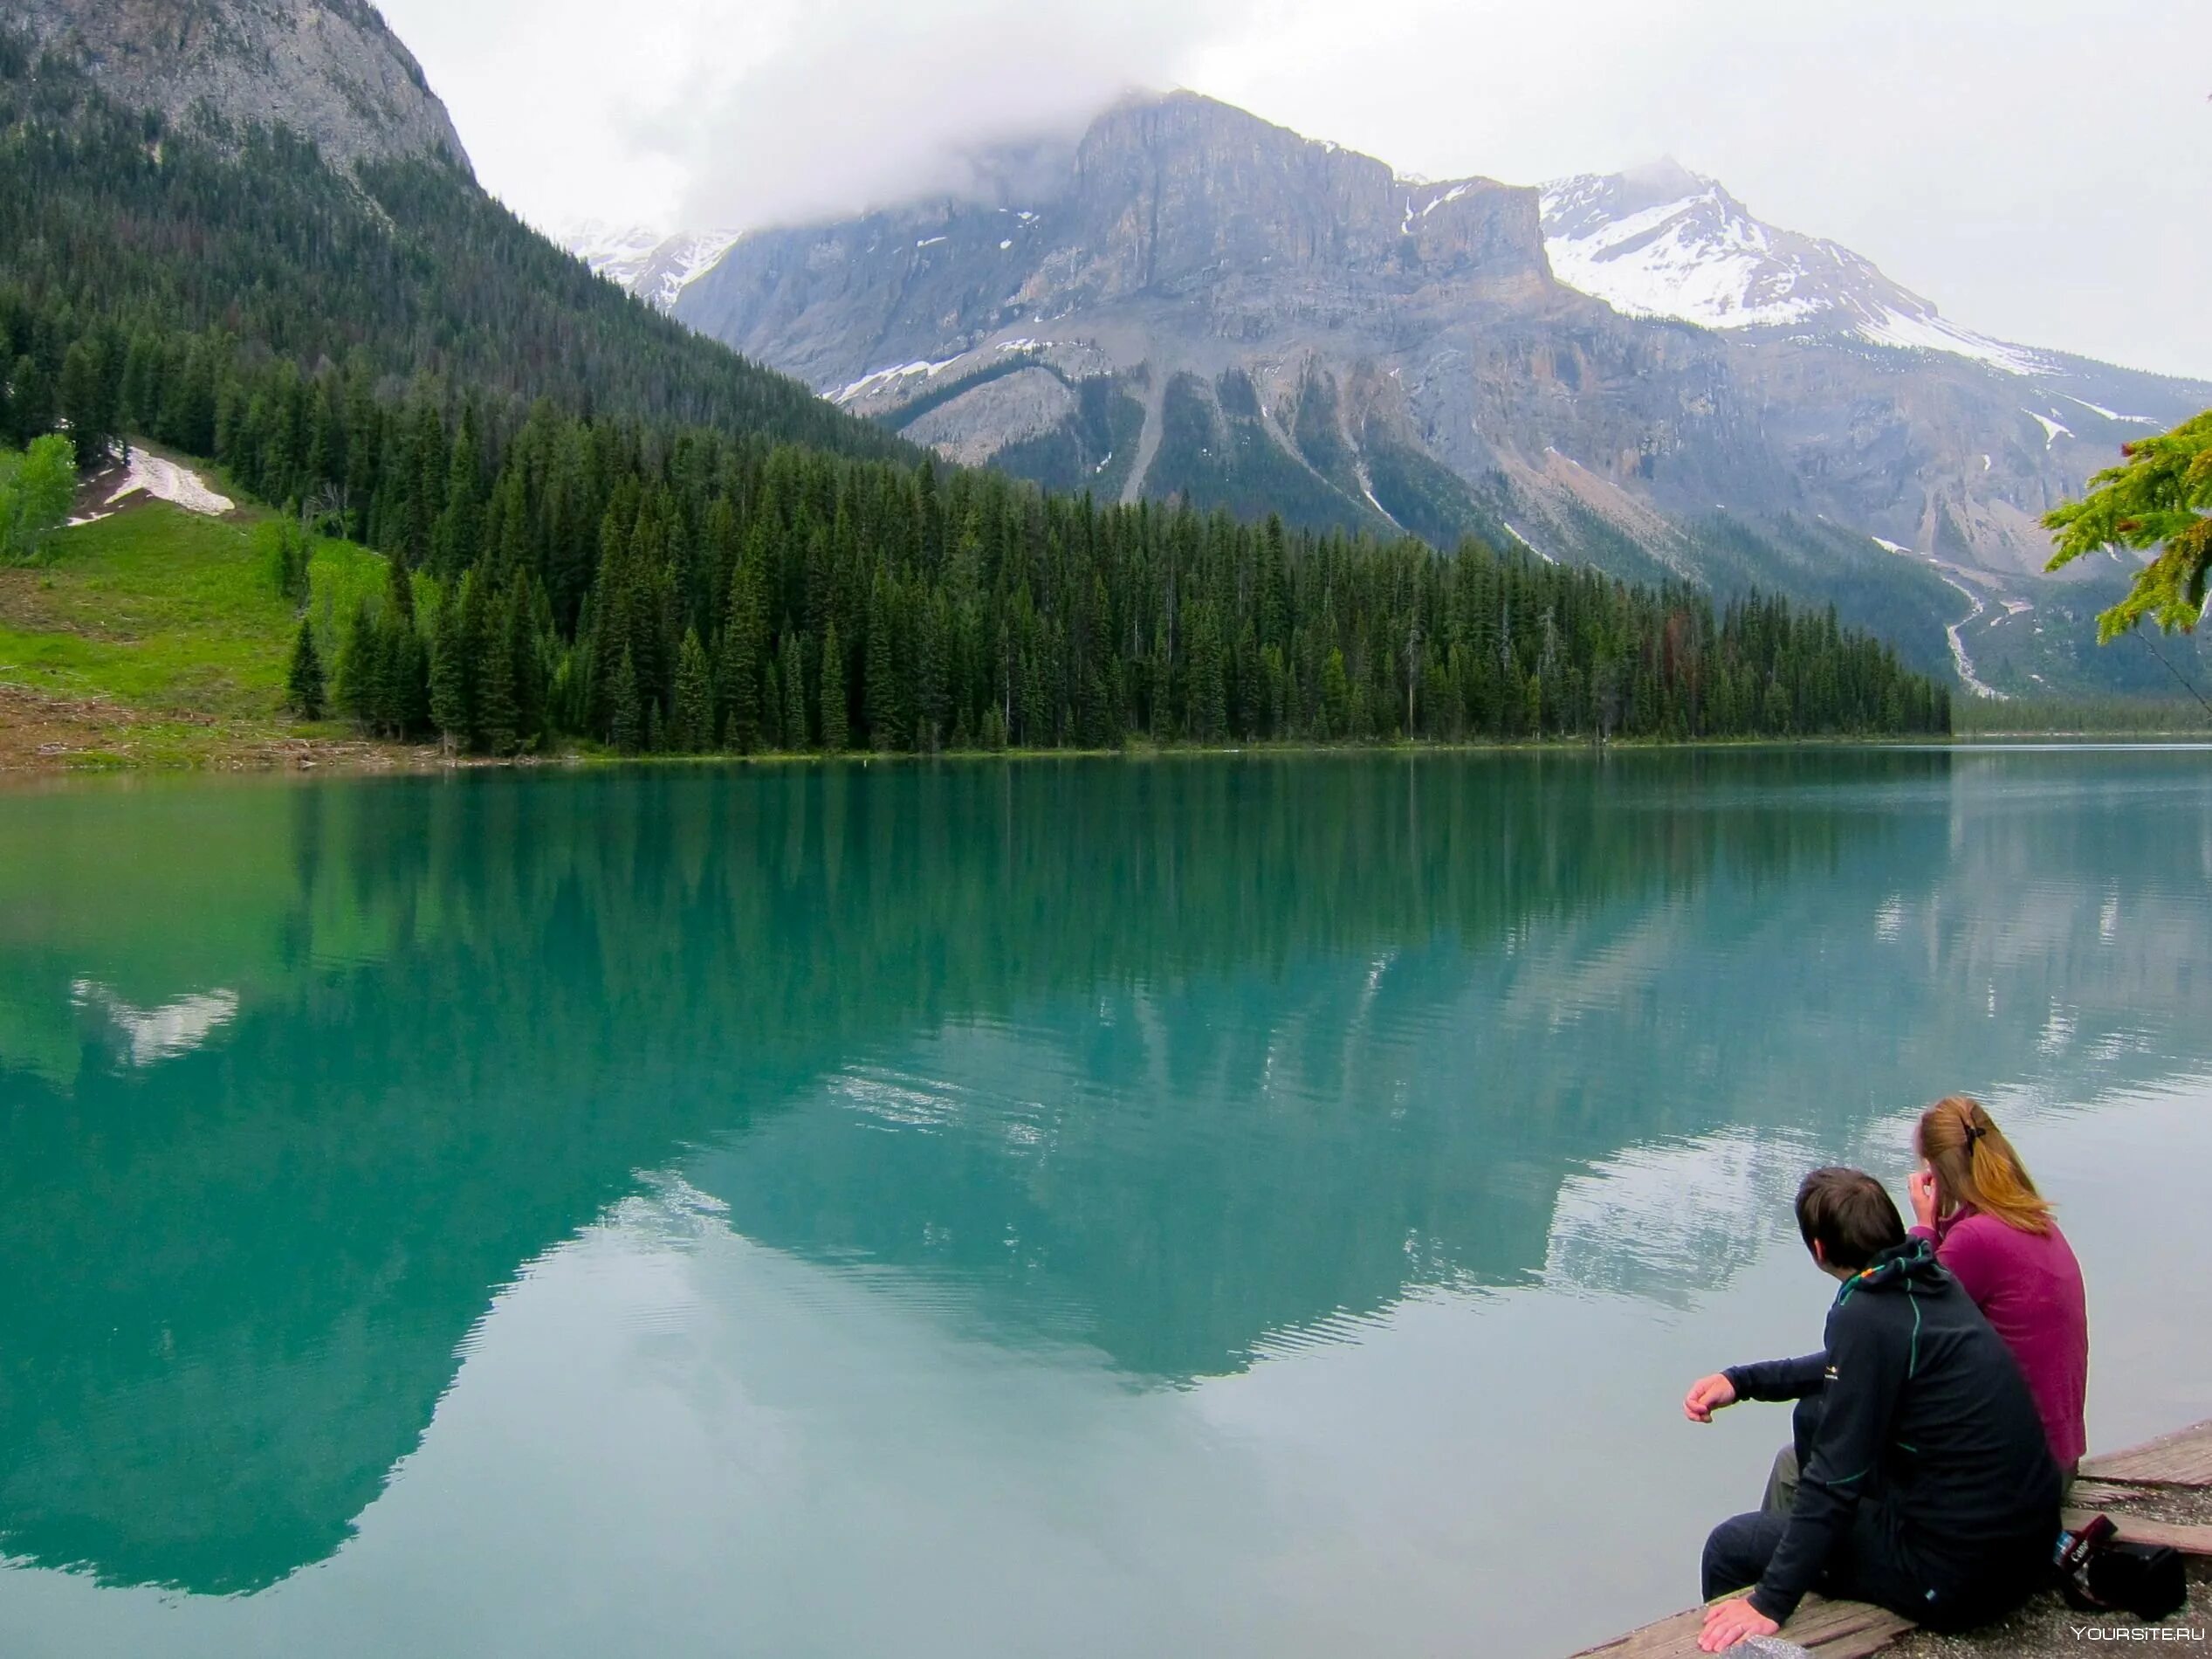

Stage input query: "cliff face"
[
  {"left": 678, "top": 93, "right": 1553, "bottom": 400},
  {"left": 1054, "top": 93, "right": 1548, "bottom": 303},
  {"left": 10, "top": 0, "right": 471, "bottom": 172}
]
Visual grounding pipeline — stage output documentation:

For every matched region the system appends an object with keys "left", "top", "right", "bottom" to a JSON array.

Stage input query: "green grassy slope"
[{"left": 0, "top": 485, "right": 385, "bottom": 720}]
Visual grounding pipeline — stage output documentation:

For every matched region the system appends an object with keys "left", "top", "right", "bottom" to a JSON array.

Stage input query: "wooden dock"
[{"left": 1570, "top": 1417, "right": 2212, "bottom": 1658}]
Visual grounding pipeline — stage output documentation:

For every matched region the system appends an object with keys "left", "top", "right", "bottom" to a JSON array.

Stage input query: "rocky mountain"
[
  {"left": 630, "top": 93, "right": 2209, "bottom": 695},
  {"left": 10, "top": 0, "right": 471, "bottom": 172}
]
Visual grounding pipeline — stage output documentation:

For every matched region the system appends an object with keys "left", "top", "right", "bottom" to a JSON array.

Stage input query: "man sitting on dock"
[{"left": 1683, "top": 1167, "right": 2062, "bottom": 1653}]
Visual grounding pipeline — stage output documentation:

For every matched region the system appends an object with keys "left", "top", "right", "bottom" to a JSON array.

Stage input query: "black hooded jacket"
[{"left": 1724, "top": 1236, "right": 2063, "bottom": 1623}]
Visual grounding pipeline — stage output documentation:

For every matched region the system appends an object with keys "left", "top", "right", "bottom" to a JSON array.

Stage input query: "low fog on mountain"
[{"left": 379, "top": 0, "right": 2212, "bottom": 382}]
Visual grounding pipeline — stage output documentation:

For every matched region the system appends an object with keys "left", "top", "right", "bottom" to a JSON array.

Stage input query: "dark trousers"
[{"left": 1701, "top": 1503, "right": 1939, "bottom": 1620}]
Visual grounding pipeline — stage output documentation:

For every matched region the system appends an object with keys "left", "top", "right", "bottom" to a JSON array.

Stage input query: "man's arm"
[
  {"left": 1723, "top": 1351, "right": 1828, "bottom": 1402},
  {"left": 1746, "top": 1308, "right": 1901, "bottom": 1624}
]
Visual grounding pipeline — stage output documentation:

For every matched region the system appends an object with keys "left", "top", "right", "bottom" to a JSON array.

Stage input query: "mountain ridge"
[{"left": 11, "top": 0, "right": 471, "bottom": 172}]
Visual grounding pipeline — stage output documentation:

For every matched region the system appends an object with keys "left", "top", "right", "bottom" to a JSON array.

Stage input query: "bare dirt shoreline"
[{"left": 0, "top": 684, "right": 450, "bottom": 774}]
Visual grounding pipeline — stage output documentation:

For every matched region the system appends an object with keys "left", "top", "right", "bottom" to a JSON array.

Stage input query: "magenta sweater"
[{"left": 1912, "top": 1208, "right": 2089, "bottom": 1470}]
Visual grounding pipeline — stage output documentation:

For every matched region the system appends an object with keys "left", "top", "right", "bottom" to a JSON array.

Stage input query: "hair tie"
[{"left": 1964, "top": 1123, "right": 1986, "bottom": 1145}]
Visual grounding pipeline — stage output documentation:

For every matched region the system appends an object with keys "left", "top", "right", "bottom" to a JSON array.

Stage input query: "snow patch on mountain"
[
  {"left": 834, "top": 356, "right": 965, "bottom": 405},
  {"left": 561, "top": 221, "right": 742, "bottom": 312},
  {"left": 1540, "top": 163, "right": 2052, "bottom": 376},
  {"left": 1855, "top": 306, "right": 2049, "bottom": 376},
  {"left": 1541, "top": 176, "right": 1825, "bottom": 329}
]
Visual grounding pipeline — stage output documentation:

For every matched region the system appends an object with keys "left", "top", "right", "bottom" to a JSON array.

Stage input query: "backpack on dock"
[{"left": 2056, "top": 1513, "right": 2188, "bottom": 1623}]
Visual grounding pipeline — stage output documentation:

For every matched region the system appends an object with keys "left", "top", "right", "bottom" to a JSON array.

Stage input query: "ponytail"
[{"left": 1916, "top": 1096, "right": 2053, "bottom": 1235}]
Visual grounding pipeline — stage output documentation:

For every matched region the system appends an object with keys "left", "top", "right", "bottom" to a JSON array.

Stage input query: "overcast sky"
[{"left": 375, "top": 0, "right": 2212, "bottom": 379}]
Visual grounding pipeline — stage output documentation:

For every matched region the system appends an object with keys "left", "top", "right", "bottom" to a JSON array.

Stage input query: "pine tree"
[
  {"left": 477, "top": 594, "right": 520, "bottom": 756},
  {"left": 717, "top": 554, "right": 764, "bottom": 751},
  {"left": 780, "top": 631, "right": 809, "bottom": 750},
  {"left": 671, "top": 627, "right": 712, "bottom": 754},
  {"left": 1320, "top": 648, "right": 1351, "bottom": 739},
  {"left": 4, "top": 355, "right": 53, "bottom": 449},
  {"left": 608, "top": 648, "right": 642, "bottom": 753},
  {"left": 865, "top": 569, "right": 902, "bottom": 751},
  {"left": 818, "top": 617, "right": 848, "bottom": 751},
  {"left": 508, "top": 576, "right": 546, "bottom": 747},
  {"left": 335, "top": 599, "right": 381, "bottom": 730},
  {"left": 429, "top": 588, "right": 469, "bottom": 749},
  {"left": 285, "top": 616, "right": 326, "bottom": 719},
  {"left": 58, "top": 336, "right": 120, "bottom": 470},
  {"left": 457, "top": 569, "right": 492, "bottom": 748},
  {"left": 386, "top": 546, "right": 416, "bottom": 625},
  {"left": 389, "top": 616, "right": 430, "bottom": 739},
  {"left": 914, "top": 597, "right": 949, "bottom": 750},
  {"left": 1187, "top": 603, "right": 1226, "bottom": 742}
]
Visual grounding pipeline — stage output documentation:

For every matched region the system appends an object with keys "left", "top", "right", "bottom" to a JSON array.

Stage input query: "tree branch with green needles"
[{"left": 2044, "top": 409, "right": 2212, "bottom": 640}]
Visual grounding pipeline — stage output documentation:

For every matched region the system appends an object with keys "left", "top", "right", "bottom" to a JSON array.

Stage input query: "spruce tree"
[
  {"left": 386, "top": 546, "right": 416, "bottom": 625},
  {"left": 865, "top": 569, "right": 901, "bottom": 750},
  {"left": 429, "top": 589, "right": 469, "bottom": 748},
  {"left": 286, "top": 616, "right": 326, "bottom": 719},
  {"left": 671, "top": 628, "right": 712, "bottom": 754},
  {"left": 361, "top": 603, "right": 403, "bottom": 735},
  {"left": 508, "top": 577, "right": 546, "bottom": 747},
  {"left": 4, "top": 355, "right": 52, "bottom": 449},
  {"left": 818, "top": 618, "right": 848, "bottom": 751},
  {"left": 1320, "top": 648, "right": 1351, "bottom": 739},
  {"left": 390, "top": 618, "right": 431, "bottom": 739},
  {"left": 335, "top": 600, "right": 380, "bottom": 729},
  {"left": 457, "top": 569, "right": 492, "bottom": 748},
  {"left": 477, "top": 598, "right": 520, "bottom": 756},
  {"left": 717, "top": 554, "right": 764, "bottom": 751},
  {"left": 914, "top": 598, "right": 949, "bottom": 749},
  {"left": 781, "top": 632, "right": 809, "bottom": 750},
  {"left": 58, "top": 337, "right": 119, "bottom": 469},
  {"left": 609, "top": 648, "right": 642, "bottom": 753}
]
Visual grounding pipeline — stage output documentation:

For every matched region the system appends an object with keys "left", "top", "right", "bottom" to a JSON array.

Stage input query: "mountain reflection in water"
[{"left": 1, "top": 750, "right": 2207, "bottom": 1651}]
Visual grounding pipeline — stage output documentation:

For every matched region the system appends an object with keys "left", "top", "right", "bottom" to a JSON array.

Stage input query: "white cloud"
[{"left": 374, "top": 0, "right": 2212, "bottom": 379}]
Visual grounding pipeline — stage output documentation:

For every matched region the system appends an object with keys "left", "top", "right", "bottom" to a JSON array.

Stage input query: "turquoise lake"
[{"left": 2, "top": 749, "right": 2209, "bottom": 1657}]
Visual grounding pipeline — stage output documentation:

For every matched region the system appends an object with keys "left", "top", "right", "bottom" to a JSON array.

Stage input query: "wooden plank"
[
  {"left": 2065, "top": 1508, "right": 2212, "bottom": 1559},
  {"left": 2079, "top": 1418, "right": 2212, "bottom": 1487},
  {"left": 1571, "top": 1594, "right": 1914, "bottom": 1659},
  {"left": 2070, "top": 1478, "right": 2163, "bottom": 1510}
]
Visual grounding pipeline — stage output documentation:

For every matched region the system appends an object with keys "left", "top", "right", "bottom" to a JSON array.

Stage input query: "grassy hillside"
[{"left": 0, "top": 460, "right": 398, "bottom": 762}]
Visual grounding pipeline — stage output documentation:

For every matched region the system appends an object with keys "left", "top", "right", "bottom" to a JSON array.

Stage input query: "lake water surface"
[{"left": 3, "top": 749, "right": 2209, "bottom": 1658}]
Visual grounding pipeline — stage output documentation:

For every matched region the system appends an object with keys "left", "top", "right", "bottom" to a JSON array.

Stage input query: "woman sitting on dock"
[{"left": 1907, "top": 1095, "right": 2090, "bottom": 1476}]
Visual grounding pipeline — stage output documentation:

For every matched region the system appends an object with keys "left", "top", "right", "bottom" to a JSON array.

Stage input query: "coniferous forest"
[{"left": 0, "top": 31, "right": 1949, "bottom": 754}]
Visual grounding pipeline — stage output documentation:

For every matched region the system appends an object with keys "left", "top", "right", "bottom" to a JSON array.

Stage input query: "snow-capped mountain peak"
[
  {"left": 1539, "top": 164, "right": 2051, "bottom": 376},
  {"left": 560, "top": 221, "right": 743, "bottom": 313}
]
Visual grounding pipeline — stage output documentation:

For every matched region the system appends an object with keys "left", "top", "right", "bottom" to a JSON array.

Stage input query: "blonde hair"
[{"left": 1915, "top": 1095, "right": 2053, "bottom": 1235}]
